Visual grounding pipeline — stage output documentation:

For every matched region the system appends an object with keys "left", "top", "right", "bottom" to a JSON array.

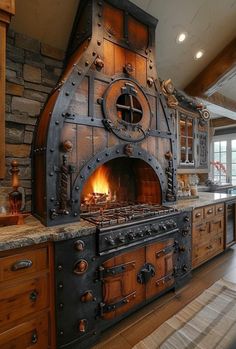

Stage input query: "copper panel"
[
  {"left": 103, "top": 2, "right": 123, "bottom": 40},
  {"left": 114, "top": 44, "right": 125, "bottom": 75},
  {"left": 128, "top": 15, "right": 148, "bottom": 51},
  {"left": 135, "top": 54, "right": 147, "bottom": 87},
  {"left": 103, "top": 39, "right": 115, "bottom": 76}
]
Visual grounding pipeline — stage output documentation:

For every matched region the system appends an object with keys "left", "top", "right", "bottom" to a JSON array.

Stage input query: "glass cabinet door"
[{"left": 179, "top": 113, "right": 194, "bottom": 166}]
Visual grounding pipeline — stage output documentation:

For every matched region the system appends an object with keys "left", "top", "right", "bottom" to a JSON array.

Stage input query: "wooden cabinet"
[
  {"left": 192, "top": 203, "right": 224, "bottom": 268},
  {"left": 172, "top": 106, "right": 209, "bottom": 173},
  {"left": 0, "top": 243, "right": 55, "bottom": 349}
]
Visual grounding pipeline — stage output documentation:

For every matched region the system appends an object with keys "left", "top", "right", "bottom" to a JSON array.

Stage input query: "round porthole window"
[{"left": 102, "top": 79, "right": 151, "bottom": 142}]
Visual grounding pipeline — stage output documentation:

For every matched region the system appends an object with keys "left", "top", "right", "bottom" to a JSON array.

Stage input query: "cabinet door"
[
  {"left": 146, "top": 239, "right": 175, "bottom": 299},
  {"left": 101, "top": 246, "right": 145, "bottom": 319},
  {"left": 197, "top": 131, "right": 208, "bottom": 168},
  {"left": 179, "top": 113, "right": 195, "bottom": 166}
]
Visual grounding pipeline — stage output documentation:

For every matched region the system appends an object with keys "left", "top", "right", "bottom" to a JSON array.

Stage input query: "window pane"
[
  {"left": 232, "top": 152, "right": 236, "bottom": 163},
  {"left": 232, "top": 177, "right": 236, "bottom": 185},
  {"left": 220, "top": 175, "right": 227, "bottom": 183},
  {"left": 220, "top": 152, "right": 226, "bottom": 163},
  {"left": 214, "top": 153, "right": 220, "bottom": 161},
  {"left": 220, "top": 141, "right": 227, "bottom": 151},
  {"left": 232, "top": 140, "right": 236, "bottom": 151},
  {"left": 214, "top": 142, "right": 219, "bottom": 152},
  {"left": 232, "top": 164, "right": 236, "bottom": 175},
  {"left": 214, "top": 175, "right": 219, "bottom": 182}
]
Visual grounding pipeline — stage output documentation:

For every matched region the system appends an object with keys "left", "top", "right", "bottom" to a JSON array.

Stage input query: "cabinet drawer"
[
  {"left": 0, "top": 311, "right": 48, "bottom": 349},
  {"left": 210, "top": 217, "right": 224, "bottom": 235},
  {"left": 215, "top": 203, "right": 224, "bottom": 215},
  {"left": 204, "top": 205, "right": 215, "bottom": 220},
  {"left": 0, "top": 246, "right": 48, "bottom": 282},
  {"left": 192, "top": 222, "right": 210, "bottom": 242},
  {"left": 0, "top": 274, "right": 49, "bottom": 329},
  {"left": 192, "top": 208, "right": 203, "bottom": 223}
]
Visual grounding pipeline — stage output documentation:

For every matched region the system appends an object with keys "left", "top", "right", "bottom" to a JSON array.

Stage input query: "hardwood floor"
[{"left": 92, "top": 245, "right": 236, "bottom": 349}]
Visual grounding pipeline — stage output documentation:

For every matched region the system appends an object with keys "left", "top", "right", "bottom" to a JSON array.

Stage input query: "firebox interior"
[{"left": 80, "top": 158, "right": 161, "bottom": 212}]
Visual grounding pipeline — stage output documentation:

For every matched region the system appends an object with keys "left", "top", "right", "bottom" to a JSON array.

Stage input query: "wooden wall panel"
[
  {"left": 135, "top": 54, "right": 147, "bottom": 87},
  {"left": 104, "top": 40, "right": 115, "bottom": 76},
  {"left": 93, "top": 127, "right": 108, "bottom": 155},
  {"left": 0, "top": 22, "right": 6, "bottom": 178},
  {"left": 76, "top": 125, "right": 93, "bottom": 169},
  {"left": 68, "top": 77, "right": 88, "bottom": 116},
  {"left": 114, "top": 44, "right": 125, "bottom": 75}
]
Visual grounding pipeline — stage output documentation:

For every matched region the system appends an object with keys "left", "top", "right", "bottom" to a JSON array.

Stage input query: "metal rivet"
[
  {"left": 116, "top": 150, "right": 120, "bottom": 154},
  {"left": 55, "top": 121, "right": 59, "bottom": 125},
  {"left": 98, "top": 12, "right": 102, "bottom": 17},
  {"left": 58, "top": 265, "right": 63, "bottom": 271},
  {"left": 65, "top": 92, "right": 70, "bottom": 96},
  {"left": 49, "top": 172, "right": 54, "bottom": 176},
  {"left": 85, "top": 61, "right": 89, "bottom": 66},
  {"left": 97, "top": 158, "right": 100, "bottom": 162},
  {"left": 50, "top": 197, "right": 55, "bottom": 202},
  {"left": 88, "top": 165, "right": 91, "bottom": 169},
  {"left": 92, "top": 51, "right": 96, "bottom": 56},
  {"left": 72, "top": 81, "right": 75, "bottom": 86},
  {"left": 80, "top": 175, "right": 84, "bottom": 179},
  {"left": 97, "top": 40, "right": 102, "bottom": 46},
  {"left": 105, "top": 153, "right": 109, "bottom": 156},
  {"left": 138, "top": 152, "right": 142, "bottom": 155},
  {"left": 78, "top": 70, "right": 82, "bottom": 75},
  {"left": 59, "top": 303, "right": 64, "bottom": 309},
  {"left": 75, "top": 186, "right": 80, "bottom": 190},
  {"left": 58, "top": 283, "right": 63, "bottom": 289},
  {"left": 62, "top": 112, "right": 66, "bottom": 116},
  {"left": 98, "top": 22, "right": 101, "bottom": 27},
  {"left": 74, "top": 212, "right": 78, "bottom": 217},
  {"left": 59, "top": 330, "right": 64, "bottom": 336},
  {"left": 50, "top": 148, "right": 54, "bottom": 152}
]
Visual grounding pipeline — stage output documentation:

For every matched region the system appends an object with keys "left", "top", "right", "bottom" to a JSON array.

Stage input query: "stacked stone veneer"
[{"left": 0, "top": 30, "right": 65, "bottom": 212}]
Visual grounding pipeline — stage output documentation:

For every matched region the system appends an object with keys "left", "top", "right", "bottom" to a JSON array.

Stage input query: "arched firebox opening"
[{"left": 80, "top": 158, "right": 162, "bottom": 214}]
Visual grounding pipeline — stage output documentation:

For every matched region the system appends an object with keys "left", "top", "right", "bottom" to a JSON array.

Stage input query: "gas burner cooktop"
[{"left": 81, "top": 204, "right": 178, "bottom": 227}]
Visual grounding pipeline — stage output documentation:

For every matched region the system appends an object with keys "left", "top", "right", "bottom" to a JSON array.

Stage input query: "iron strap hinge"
[
  {"left": 98, "top": 261, "right": 135, "bottom": 280},
  {"left": 99, "top": 291, "right": 136, "bottom": 315}
]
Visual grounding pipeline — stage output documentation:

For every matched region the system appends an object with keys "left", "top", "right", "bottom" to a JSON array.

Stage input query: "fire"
[{"left": 92, "top": 166, "right": 110, "bottom": 195}]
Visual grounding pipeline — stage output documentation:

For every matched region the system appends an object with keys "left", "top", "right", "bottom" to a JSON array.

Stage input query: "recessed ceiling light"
[
  {"left": 194, "top": 50, "right": 204, "bottom": 60},
  {"left": 176, "top": 32, "right": 188, "bottom": 43}
]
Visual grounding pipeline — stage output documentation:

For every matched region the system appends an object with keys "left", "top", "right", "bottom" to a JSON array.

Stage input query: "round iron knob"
[
  {"left": 105, "top": 236, "right": 115, "bottom": 246},
  {"left": 117, "top": 234, "right": 125, "bottom": 243},
  {"left": 78, "top": 319, "right": 88, "bottom": 333},
  {"left": 74, "top": 259, "right": 88, "bottom": 275},
  {"left": 81, "top": 291, "right": 95, "bottom": 303},
  {"left": 128, "top": 232, "right": 136, "bottom": 240},
  {"left": 74, "top": 240, "right": 85, "bottom": 252}
]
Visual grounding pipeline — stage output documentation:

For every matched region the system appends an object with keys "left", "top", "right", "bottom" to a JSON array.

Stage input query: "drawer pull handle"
[
  {"left": 11, "top": 259, "right": 33, "bottom": 271},
  {"left": 218, "top": 207, "right": 223, "bottom": 212},
  {"left": 207, "top": 209, "right": 213, "bottom": 214},
  {"left": 31, "top": 331, "right": 38, "bottom": 344},
  {"left": 195, "top": 213, "right": 201, "bottom": 218},
  {"left": 30, "top": 290, "right": 38, "bottom": 302}
]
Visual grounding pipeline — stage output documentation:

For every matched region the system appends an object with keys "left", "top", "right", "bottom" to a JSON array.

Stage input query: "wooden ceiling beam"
[
  {"left": 206, "top": 92, "right": 236, "bottom": 112},
  {"left": 211, "top": 117, "right": 236, "bottom": 128},
  {"left": 185, "top": 38, "right": 236, "bottom": 97}
]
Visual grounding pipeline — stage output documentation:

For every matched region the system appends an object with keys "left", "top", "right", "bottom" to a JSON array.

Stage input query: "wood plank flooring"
[{"left": 92, "top": 245, "right": 236, "bottom": 349}]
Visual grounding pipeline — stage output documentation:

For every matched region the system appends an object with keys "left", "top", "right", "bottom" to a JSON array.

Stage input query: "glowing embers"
[{"left": 81, "top": 165, "right": 116, "bottom": 208}]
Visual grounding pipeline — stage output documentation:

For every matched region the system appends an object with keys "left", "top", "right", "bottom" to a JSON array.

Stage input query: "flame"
[{"left": 92, "top": 166, "right": 110, "bottom": 194}]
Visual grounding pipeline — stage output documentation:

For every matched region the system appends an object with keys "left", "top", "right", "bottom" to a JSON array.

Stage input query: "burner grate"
[{"left": 81, "top": 203, "right": 177, "bottom": 227}]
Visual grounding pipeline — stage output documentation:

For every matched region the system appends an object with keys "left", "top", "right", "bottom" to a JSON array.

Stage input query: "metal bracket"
[
  {"left": 98, "top": 261, "right": 135, "bottom": 280},
  {"left": 99, "top": 291, "right": 136, "bottom": 315}
]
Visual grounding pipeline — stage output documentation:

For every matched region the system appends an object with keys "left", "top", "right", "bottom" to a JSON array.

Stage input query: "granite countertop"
[
  {"left": 174, "top": 192, "right": 236, "bottom": 211},
  {"left": 0, "top": 215, "right": 96, "bottom": 252},
  {"left": 1, "top": 192, "right": 236, "bottom": 252}
]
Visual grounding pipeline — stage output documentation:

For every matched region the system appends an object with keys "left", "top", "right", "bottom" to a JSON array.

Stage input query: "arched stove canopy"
[{"left": 33, "top": 0, "right": 177, "bottom": 226}]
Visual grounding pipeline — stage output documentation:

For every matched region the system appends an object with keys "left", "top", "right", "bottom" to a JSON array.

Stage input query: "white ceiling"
[{"left": 10, "top": 0, "right": 236, "bottom": 105}]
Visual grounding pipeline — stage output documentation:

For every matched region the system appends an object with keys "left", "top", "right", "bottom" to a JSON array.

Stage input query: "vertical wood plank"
[
  {"left": 0, "top": 21, "right": 6, "bottom": 178},
  {"left": 104, "top": 40, "right": 115, "bottom": 76}
]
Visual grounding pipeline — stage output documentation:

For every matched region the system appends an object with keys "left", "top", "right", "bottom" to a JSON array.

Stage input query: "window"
[{"left": 212, "top": 135, "right": 236, "bottom": 184}]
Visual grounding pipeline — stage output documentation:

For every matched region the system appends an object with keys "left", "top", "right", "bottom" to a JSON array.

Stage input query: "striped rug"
[{"left": 132, "top": 279, "right": 236, "bottom": 349}]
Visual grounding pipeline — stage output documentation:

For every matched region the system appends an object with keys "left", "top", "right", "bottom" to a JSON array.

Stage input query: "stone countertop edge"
[
  {"left": 1, "top": 192, "right": 236, "bottom": 252},
  {"left": 0, "top": 216, "right": 96, "bottom": 252}
]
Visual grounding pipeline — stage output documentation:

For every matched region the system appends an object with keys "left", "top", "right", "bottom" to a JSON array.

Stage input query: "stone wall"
[{"left": 0, "top": 30, "right": 65, "bottom": 212}]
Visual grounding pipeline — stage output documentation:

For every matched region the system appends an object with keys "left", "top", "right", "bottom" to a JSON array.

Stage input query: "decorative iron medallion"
[{"left": 102, "top": 79, "right": 152, "bottom": 142}]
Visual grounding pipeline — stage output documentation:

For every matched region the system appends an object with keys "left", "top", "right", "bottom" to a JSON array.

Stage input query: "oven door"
[{"left": 99, "top": 237, "right": 175, "bottom": 320}]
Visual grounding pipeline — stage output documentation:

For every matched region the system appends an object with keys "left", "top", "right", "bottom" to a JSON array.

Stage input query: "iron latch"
[
  {"left": 98, "top": 261, "right": 135, "bottom": 280},
  {"left": 99, "top": 291, "right": 136, "bottom": 315},
  {"left": 137, "top": 263, "right": 155, "bottom": 284}
]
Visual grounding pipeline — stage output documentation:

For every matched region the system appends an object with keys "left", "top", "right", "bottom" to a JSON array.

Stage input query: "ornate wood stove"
[{"left": 32, "top": 0, "right": 192, "bottom": 348}]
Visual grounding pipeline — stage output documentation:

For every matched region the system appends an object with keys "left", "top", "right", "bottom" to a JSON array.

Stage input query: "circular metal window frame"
[{"left": 102, "top": 78, "right": 152, "bottom": 142}]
